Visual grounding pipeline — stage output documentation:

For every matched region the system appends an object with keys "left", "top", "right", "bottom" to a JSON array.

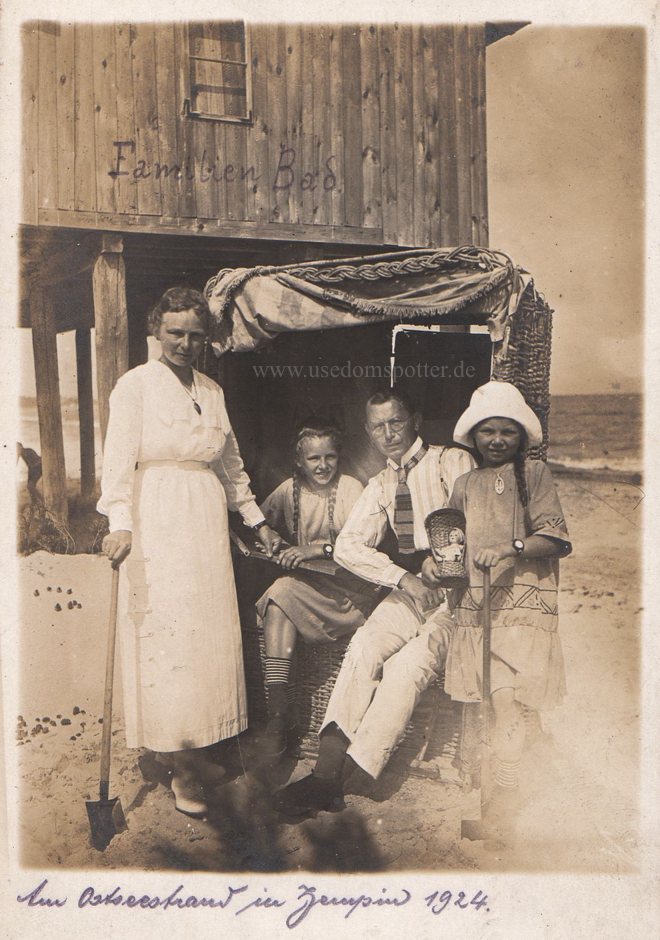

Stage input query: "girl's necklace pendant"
[
  {"left": 192, "top": 401, "right": 201, "bottom": 415},
  {"left": 494, "top": 471, "right": 505, "bottom": 495}
]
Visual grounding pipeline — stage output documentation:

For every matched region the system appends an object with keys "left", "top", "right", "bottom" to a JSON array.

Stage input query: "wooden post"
[
  {"left": 30, "top": 288, "right": 68, "bottom": 523},
  {"left": 75, "top": 328, "right": 96, "bottom": 499},
  {"left": 93, "top": 235, "right": 129, "bottom": 444},
  {"left": 128, "top": 311, "right": 149, "bottom": 371}
]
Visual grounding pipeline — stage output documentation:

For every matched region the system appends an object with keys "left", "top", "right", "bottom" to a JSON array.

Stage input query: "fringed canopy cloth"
[{"left": 205, "top": 246, "right": 552, "bottom": 457}]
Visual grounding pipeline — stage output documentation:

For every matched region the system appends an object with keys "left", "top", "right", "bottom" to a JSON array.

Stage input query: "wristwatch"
[
  {"left": 252, "top": 520, "right": 268, "bottom": 532},
  {"left": 512, "top": 538, "right": 525, "bottom": 555},
  {"left": 322, "top": 543, "right": 334, "bottom": 558}
]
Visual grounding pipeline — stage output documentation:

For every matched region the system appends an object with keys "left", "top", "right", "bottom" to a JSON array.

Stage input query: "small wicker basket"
[{"left": 425, "top": 508, "right": 469, "bottom": 588}]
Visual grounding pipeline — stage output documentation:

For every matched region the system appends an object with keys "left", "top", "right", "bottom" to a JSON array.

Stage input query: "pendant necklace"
[
  {"left": 159, "top": 357, "right": 202, "bottom": 414},
  {"left": 494, "top": 470, "right": 505, "bottom": 495},
  {"left": 179, "top": 373, "right": 201, "bottom": 414}
]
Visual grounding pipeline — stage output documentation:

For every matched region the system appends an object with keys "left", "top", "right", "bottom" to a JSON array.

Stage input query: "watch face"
[{"left": 513, "top": 539, "right": 524, "bottom": 553}]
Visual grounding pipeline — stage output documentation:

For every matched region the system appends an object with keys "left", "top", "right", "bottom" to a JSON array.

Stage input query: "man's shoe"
[{"left": 274, "top": 772, "right": 345, "bottom": 817}]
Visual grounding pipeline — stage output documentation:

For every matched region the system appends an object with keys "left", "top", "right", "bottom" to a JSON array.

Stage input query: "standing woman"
[{"left": 98, "top": 287, "right": 280, "bottom": 817}]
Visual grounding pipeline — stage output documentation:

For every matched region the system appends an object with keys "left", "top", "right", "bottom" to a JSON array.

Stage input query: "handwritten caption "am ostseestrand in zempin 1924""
[{"left": 17, "top": 878, "right": 491, "bottom": 929}]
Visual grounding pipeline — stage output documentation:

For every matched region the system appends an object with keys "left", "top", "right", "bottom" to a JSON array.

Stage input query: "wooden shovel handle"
[
  {"left": 99, "top": 566, "right": 120, "bottom": 801},
  {"left": 482, "top": 566, "right": 492, "bottom": 702}
]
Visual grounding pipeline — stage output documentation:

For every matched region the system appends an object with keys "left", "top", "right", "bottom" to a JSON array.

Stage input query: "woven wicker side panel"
[
  {"left": 294, "top": 635, "right": 353, "bottom": 742},
  {"left": 242, "top": 608, "right": 461, "bottom": 773},
  {"left": 492, "top": 285, "right": 553, "bottom": 460},
  {"left": 257, "top": 621, "right": 460, "bottom": 771}
]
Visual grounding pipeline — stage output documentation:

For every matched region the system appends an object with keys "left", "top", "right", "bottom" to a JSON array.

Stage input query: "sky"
[
  {"left": 487, "top": 25, "right": 644, "bottom": 395},
  {"left": 16, "top": 21, "right": 646, "bottom": 398}
]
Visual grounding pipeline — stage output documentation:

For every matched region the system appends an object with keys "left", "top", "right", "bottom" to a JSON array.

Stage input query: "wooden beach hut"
[
  {"left": 20, "top": 18, "right": 558, "bottom": 774},
  {"left": 19, "top": 19, "right": 530, "bottom": 523}
]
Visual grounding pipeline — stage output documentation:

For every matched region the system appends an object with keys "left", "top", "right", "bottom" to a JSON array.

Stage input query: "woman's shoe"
[
  {"left": 193, "top": 751, "right": 228, "bottom": 787},
  {"left": 171, "top": 774, "right": 208, "bottom": 818}
]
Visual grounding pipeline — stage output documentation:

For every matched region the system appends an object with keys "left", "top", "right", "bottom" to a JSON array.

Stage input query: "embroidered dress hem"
[{"left": 444, "top": 623, "right": 566, "bottom": 710}]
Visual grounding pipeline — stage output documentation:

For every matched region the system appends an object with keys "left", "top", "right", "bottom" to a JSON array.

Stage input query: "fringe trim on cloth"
[
  {"left": 204, "top": 246, "right": 515, "bottom": 324},
  {"left": 203, "top": 245, "right": 552, "bottom": 457}
]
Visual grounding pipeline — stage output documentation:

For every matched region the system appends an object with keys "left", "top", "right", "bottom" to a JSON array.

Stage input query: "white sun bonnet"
[{"left": 453, "top": 381, "right": 543, "bottom": 448}]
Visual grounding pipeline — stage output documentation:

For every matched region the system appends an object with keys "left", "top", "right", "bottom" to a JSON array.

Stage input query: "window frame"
[{"left": 183, "top": 22, "right": 253, "bottom": 125}]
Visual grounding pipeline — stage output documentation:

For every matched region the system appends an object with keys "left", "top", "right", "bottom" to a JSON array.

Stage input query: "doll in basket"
[
  {"left": 436, "top": 527, "right": 465, "bottom": 563},
  {"left": 255, "top": 417, "right": 381, "bottom": 762}
]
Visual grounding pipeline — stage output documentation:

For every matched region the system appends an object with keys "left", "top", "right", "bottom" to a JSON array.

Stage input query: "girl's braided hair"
[
  {"left": 513, "top": 443, "right": 529, "bottom": 510},
  {"left": 294, "top": 416, "right": 343, "bottom": 459}
]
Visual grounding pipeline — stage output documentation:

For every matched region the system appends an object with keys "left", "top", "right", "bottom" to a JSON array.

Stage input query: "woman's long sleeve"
[
  {"left": 211, "top": 415, "right": 264, "bottom": 529},
  {"left": 97, "top": 372, "right": 143, "bottom": 532}
]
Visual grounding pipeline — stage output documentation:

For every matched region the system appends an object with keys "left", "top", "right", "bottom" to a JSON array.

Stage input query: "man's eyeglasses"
[{"left": 367, "top": 417, "right": 411, "bottom": 437}]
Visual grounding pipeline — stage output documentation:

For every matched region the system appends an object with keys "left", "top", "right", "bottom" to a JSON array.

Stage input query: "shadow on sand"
[{"left": 138, "top": 735, "right": 385, "bottom": 873}]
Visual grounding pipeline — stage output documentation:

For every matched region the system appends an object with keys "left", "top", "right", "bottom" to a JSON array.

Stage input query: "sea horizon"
[{"left": 17, "top": 391, "right": 643, "bottom": 480}]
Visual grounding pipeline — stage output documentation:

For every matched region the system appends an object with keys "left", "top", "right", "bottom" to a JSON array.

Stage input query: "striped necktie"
[{"left": 393, "top": 443, "right": 428, "bottom": 554}]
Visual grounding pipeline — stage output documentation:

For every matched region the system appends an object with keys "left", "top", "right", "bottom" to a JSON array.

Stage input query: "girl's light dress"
[
  {"left": 98, "top": 360, "right": 263, "bottom": 751},
  {"left": 446, "top": 460, "right": 571, "bottom": 710},
  {"left": 256, "top": 475, "right": 381, "bottom": 643}
]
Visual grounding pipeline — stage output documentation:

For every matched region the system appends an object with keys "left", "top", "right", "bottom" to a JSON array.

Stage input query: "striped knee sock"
[
  {"left": 492, "top": 756, "right": 521, "bottom": 790},
  {"left": 265, "top": 656, "right": 292, "bottom": 686},
  {"left": 265, "top": 657, "right": 292, "bottom": 718}
]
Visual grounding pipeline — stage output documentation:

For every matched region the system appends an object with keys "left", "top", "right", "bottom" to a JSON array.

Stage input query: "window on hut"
[{"left": 186, "top": 22, "right": 251, "bottom": 123}]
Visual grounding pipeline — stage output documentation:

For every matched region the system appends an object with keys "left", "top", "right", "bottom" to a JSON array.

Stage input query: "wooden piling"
[
  {"left": 30, "top": 288, "right": 68, "bottom": 523},
  {"left": 93, "top": 235, "right": 129, "bottom": 444},
  {"left": 75, "top": 328, "right": 96, "bottom": 499}
]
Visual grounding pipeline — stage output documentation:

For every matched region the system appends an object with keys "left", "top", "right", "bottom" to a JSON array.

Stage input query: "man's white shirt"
[{"left": 333, "top": 437, "right": 475, "bottom": 588}]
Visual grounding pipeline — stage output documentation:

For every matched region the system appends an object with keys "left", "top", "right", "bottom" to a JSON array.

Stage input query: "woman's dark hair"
[
  {"left": 148, "top": 287, "right": 211, "bottom": 336},
  {"left": 366, "top": 385, "right": 418, "bottom": 417},
  {"left": 472, "top": 418, "right": 529, "bottom": 509}
]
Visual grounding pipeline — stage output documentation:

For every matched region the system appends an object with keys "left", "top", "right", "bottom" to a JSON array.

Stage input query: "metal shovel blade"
[
  {"left": 461, "top": 817, "right": 485, "bottom": 841},
  {"left": 86, "top": 796, "right": 127, "bottom": 851}
]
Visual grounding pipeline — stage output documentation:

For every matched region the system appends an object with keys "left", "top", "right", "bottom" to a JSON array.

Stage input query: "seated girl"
[{"left": 256, "top": 417, "right": 382, "bottom": 762}]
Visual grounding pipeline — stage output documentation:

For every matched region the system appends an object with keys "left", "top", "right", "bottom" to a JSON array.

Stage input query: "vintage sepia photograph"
[{"left": 2, "top": 1, "right": 657, "bottom": 935}]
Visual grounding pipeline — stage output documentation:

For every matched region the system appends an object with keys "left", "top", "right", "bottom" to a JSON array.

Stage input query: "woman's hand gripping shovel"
[
  {"left": 86, "top": 563, "right": 128, "bottom": 850},
  {"left": 461, "top": 565, "right": 492, "bottom": 841}
]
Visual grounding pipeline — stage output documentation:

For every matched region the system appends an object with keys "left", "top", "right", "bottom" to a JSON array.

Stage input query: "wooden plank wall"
[{"left": 23, "top": 21, "right": 489, "bottom": 248}]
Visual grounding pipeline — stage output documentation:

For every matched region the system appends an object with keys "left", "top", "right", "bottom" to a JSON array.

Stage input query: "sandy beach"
[{"left": 13, "top": 473, "right": 641, "bottom": 873}]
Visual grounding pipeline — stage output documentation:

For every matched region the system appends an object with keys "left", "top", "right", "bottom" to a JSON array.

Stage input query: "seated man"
[{"left": 276, "top": 387, "right": 475, "bottom": 815}]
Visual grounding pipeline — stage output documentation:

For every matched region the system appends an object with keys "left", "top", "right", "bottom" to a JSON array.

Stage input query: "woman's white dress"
[{"left": 98, "top": 359, "right": 264, "bottom": 752}]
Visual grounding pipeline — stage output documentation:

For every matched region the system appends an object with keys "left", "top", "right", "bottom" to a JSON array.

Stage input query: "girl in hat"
[{"left": 426, "top": 381, "right": 571, "bottom": 833}]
